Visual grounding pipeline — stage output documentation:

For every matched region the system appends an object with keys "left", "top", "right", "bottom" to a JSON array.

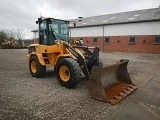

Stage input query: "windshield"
[{"left": 49, "top": 19, "right": 69, "bottom": 42}]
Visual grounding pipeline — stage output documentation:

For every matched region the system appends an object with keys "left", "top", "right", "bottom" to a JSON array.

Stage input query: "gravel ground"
[{"left": 0, "top": 49, "right": 160, "bottom": 120}]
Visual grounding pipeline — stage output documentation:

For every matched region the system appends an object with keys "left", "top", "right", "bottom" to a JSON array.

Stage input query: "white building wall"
[
  {"left": 104, "top": 21, "right": 160, "bottom": 36},
  {"left": 70, "top": 21, "right": 160, "bottom": 37},
  {"left": 70, "top": 26, "right": 103, "bottom": 37}
]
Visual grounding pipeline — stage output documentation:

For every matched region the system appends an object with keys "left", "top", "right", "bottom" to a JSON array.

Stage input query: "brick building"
[
  {"left": 32, "top": 8, "right": 160, "bottom": 53},
  {"left": 69, "top": 8, "right": 160, "bottom": 53}
]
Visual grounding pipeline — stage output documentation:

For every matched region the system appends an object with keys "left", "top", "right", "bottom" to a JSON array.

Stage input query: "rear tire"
[
  {"left": 56, "top": 58, "right": 81, "bottom": 88},
  {"left": 29, "top": 55, "right": 46, "bottom": 78}
]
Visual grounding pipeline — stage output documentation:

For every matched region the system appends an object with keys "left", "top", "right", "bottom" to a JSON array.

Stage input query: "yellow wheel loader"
[{"left": 26, "top": 17, "right": 137, "bottom": 105}]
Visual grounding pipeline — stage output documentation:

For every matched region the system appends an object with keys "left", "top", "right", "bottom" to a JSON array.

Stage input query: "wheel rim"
[
  {"left": 59, "top": 66, "right": 70, "bottom": 82},
  {"left": 31, "top": 61, "right": 37, "bottom": 73}
]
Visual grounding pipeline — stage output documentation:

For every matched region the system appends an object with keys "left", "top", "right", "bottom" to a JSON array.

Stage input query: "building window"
[
  {"left": 93, "top": 37, "right": 98, "bottom": 43},
  {"left": 104, "top": 37, "right": 110, "bottom": 43},
  {"left": 129, "top": 36, "right": 136, "bottom": 44},
  {"left": 154, "top": 37, "right": 160, "bottom": 44}
]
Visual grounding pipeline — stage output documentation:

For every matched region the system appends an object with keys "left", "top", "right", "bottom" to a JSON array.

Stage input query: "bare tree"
[
  {"left": 15, "top": 29, "right": 25, "bottom": 40},
  {"left": 0, "top": 29, "right": 7, "bottom": 43},
  {"left": 6, "top": 29, "right": 15, "bottom": 40},
  {"left": 15, "top": 29, "right": 25, "bottom": 45},
  {"left": 0, "top": 29, "right": 25, "bottom": 45}
]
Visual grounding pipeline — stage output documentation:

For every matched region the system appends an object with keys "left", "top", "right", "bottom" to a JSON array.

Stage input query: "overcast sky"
[{"left": 0, "top": 0, "right": 160, "bottom": 39}]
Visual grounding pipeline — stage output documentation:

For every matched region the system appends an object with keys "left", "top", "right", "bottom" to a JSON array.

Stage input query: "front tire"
[
  {"left": 29, "top": 55, "right": 46, "bottom": 78},
  {"left": 56, "top": 58, "right": 81, "bottom": 88}
]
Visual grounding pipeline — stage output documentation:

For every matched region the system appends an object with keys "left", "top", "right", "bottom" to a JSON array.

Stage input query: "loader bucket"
[{"left": 87, "top": 59, "right": 137, "bottom": 105}]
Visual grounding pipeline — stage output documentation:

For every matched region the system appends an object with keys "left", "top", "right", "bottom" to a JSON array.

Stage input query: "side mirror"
[
  {"left": 36, "top": 18, "right": 42, "bottom": 24},
  {"left": 65, "top": 21, "right": 69, "bottom": 24}
]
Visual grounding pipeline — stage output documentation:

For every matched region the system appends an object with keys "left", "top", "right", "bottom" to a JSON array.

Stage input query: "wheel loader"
[{"left": 26, "top": 17, "right": 137, "bottom": 105}]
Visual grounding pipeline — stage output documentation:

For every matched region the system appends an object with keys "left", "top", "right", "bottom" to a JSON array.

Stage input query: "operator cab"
[{"left": 36, "top": 17, "right": 70, "bottom": 45}]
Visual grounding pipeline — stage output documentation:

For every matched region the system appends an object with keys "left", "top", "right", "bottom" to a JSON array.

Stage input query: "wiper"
[
  {"left": 53, "top": 31, "right": 66, "bottom": 40},
  {"left": 50, "top": 26, "right": 66, "bottom": 40}
]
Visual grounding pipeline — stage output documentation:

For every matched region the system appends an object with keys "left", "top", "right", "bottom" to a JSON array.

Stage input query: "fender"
[{"left": 26, "top": 53, "right": 46, "bottom": 65}]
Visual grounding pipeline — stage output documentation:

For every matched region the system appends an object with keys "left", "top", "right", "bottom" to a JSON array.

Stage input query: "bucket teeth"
[
  {"left": 109, "top": 85, "right": 137, "bottom": 105},
  {"left": 119, "top": 92, "right": 128, "bottom": 97},
  {"left": 129, "top": 85, "right": 137, "bottom": 89}
]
